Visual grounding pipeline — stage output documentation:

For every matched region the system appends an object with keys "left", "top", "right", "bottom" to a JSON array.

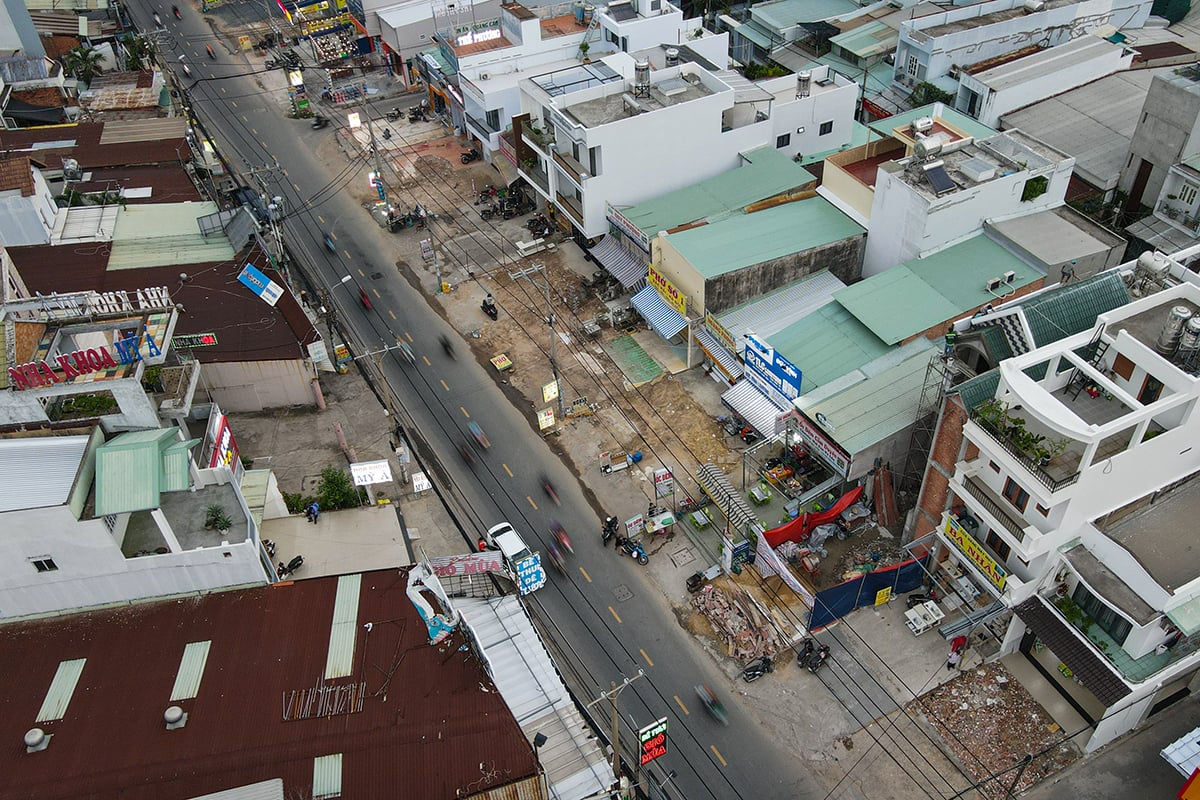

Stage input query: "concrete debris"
[{"left": 691, "top": 584, "right": 787, "bottom": 662}]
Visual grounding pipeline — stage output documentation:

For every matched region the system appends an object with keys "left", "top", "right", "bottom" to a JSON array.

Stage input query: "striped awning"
[
  {"left": 694, "top": 327, "right": 743, "bottom": 381},
  {"left": 722, "top": 380, "right": 786, "bottom": 439},
  {"left": 589, "top": 235, "right": 647, "bottom": 288},
  {"left": 631, "top": 285, "right": 687, "bottom": 340}
]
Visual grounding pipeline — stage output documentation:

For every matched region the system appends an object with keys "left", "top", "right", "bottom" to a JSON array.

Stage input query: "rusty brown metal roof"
[
  {"left": 0, "top": 569, "right": 538, "bottom": 800},
  {"left": 0, "top": 122, "right": 189, "bottom": 169},
  {"left": 71, "top": 165, "right": 203, "bottom": 204},
  {"left": 0, "top": 157, "right": 37, "bottom": 196}
]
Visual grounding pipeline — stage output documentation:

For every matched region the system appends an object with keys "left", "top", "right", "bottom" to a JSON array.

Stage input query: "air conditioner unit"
[
  {"left": 985, "top": 277, "right": 1003, "bottom": 291},
  {"left": 1003, "top": 270, "right": 1016, "bottom": 284}
]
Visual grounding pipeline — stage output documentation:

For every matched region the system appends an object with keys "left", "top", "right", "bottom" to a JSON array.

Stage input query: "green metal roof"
[
  {"left": 620, "top": 147, "right": 815, "bottom": 238},
  {"left": 830, "top": 20, "right": 897, "bottom": 59},
  {"left": 95, "top": 428, "right": 183, "bottom": 515},
  {"left": 800, "top": 348, "right": 935, "bottom": 454},
  {"left": 666, "top": 196, "right": 864, "bottom": 279},
  {"left": 163, "top": 439, "right": 199, "bottom": 492},
  {"left": 240, "top": 468, "right": 271, "bottom": 528},
  {"left": 868, "top": 103, "right": 999, "bottom": 142},
  {"left": 799, "top": 120, "right": 871, "bottom": 166},
  {"left": 834, "top": 235, "right": 1041, "bottom": 345},
  {"left": 1168, "top": 593, "right": 1200, "bottom": 637},
  {"left": 733, "top": 20, "right": 777, "bottom": 50},
  {"left": 954, "top": 368, "right": 1001, "bottom": 412},
  {"left": 109, "top": 203, "right": 235, "bottom": 270},
  {"left": 771, "top": 301, "right": 893, "bottom": 394},
  {"left": 752, "top": 0, "right": 859, "bottom": 29}
]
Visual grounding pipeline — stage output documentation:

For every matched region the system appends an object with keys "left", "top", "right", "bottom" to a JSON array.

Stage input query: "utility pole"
[
  {"left": 585, "top": 670, "right": 644, "bottom": 784},
  {"left": 510, "top": 262, "right": 565, "bottom": 419}
]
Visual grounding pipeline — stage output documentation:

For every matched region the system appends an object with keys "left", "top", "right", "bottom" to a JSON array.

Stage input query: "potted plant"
[
  {"left": 205, "top": 504, "right": 233, "bottom": 532},
  {"left": 579, "top": 41, "right": 590, "bottom": 63},
  {"left": 975, "top": 398, "right": 1008, "bottom": 431}
]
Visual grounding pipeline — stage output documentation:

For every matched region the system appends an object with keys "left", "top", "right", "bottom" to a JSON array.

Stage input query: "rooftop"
[
  {"left": 829, "top": 19, "right": 897, "bottom": 59},
  {"left": 618, "top": 146, "right": 815, "bottom": 237},
  {"left": 834, "top": 234, "right": 1041, "bottom": 345},
  {"left": 717, "top": 269, "right": 845, "bottom": 344},
  {"left": 0, "top": 119, "right": 190, "bottom": 169},
  {"left": 972, "top": 37, "right": 1127, "bottom": 92},
  {"left": 665, "top": 196, "right": 864, "bottom": 279},
  {"left": 770, "top": 300, "right": 892, "bottom": 394},
  {"left": 915, "top": 0, "right": 1075, "bottom": 38},
  {"left": 562, "top": 67, "right": 715, "bottom": 127},
  {"left": 751, "top": 0, "right": 860, "bottom": 29},
  {"left": 71, "top": 164, "right": 204, "bottom": 205},
  {"left": 988, "top": 205, "right": 1127, "bottom": 273},
  {"left": 1100, "top": 474, "right": 1200, "bottom": 593},
  {"left": 886, "top": 129, "right": 1067, "bottom": 201},
  {"left": 868, "top": 102, "right": 999, "bottom": 143},
  {"left": 0, "top": 569, "right": 538, "bottom": 800},
  {"left": 0, "top": 434, "right": 90, "bottom": 513}
]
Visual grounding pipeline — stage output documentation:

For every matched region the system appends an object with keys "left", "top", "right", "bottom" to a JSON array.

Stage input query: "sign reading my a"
[
  {"left": 648, "top": 264, "right": 686, "bottom": 316},
  {"left": 8, "top": 327, "right": 163, "bottom": 391},
  {"left": 639, "top": 718, "right": 668, "bottom": 766},
  {"left": 943, "top": 516, "right": 1007, "bottom": 590}
]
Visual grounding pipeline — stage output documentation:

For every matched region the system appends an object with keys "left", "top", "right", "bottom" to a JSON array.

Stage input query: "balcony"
[
  {"left": 1156, "top": 200, "right": 1200, "bottom": 232},
  {"left": 552, "top": 148, "right": 588, "bottom": 186},
  {"left": 968, "top": 403, "right": 1081, "bottom": 492},
  {"left": 960, "top": 474, "right": 1030, "bottom": 543},
  {"left": 522, "top": 160, "right": 549, "bottom": 195},
  {"left": 554, "top": 191, "right": 583, "bottom": 226},
  {"left": 522, "top": 126, "right": 555, "bottom": 154}
]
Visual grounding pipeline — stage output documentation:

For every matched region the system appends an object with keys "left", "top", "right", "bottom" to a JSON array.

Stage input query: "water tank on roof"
[
  {"left": 1156, "top": 305, "right": 1193, "bottom": 356},
  {"left": 1023, "top": 0, "right": 1045, "bottom": 12},
  {"left": 1179, "top": 316, "right": 1200, "bottom": 358},
  {"left": 634, "top": 60, "right": 651, "bottom": 89},
  {"left": 1137, "top": 250, "right": 1170, "bottom": 280},
  {"left": 911, "top": 116, "right": 934, "bottom": 135},
  {"left": 914, "top": 132, "right": 950, "bottom": 161},
  {"left": 665, "top": 47, "right": 680, "bottom": 67},
  {"left": 796, "top": 70, "right": 811, "bottom": 98}
]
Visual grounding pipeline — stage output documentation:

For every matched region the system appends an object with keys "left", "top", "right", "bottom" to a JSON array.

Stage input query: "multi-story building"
[
  {"left": 1122, "top": 65, "right": 1200, "bottom": 229},
  {"left": 516, "top": 55, "right": 858, "bottom": 238},
  {"left": 894, "top": 0, "right": 1150, "bottom": 98},
  {"left": 913, "top": 252, "right": 1200, "bottom": 752}
]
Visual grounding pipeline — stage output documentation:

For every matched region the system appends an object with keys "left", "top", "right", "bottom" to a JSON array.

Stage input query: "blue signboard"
[
  {"left": 743, "top": 333, "right": 802, "bottom": 409},
  {"left": 514, "top": 553, "right": 546, "bottom": 595},
  {"left": 237, "top": 263, "right": 284, "bottom": 307}
]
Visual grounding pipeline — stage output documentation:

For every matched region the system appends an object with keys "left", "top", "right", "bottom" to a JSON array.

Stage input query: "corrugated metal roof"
[
  {"left": 0, "top": 435, "right": 89, "bottom": 513},
  {"left": 771, "top": 301, "right": 892, "bottom": 394},
  {"left": 95, "top": 428, "right": 179, "bottom": 515},
  {"left": 312, "top": 754, "right": 342, "bottom": 800},
  {"left": 619, "top": 147, "right": 815, "bottom": 238},
  {"left": 752, "top": 0, "right": 858, "bottom": 28},
  {"left": 1013, "top": 597, "right": 1131, "bottom": 707},
  {"left": 170, "top": 640, "right": 213, "bottom": 701},
  {"left": 732, "top": 20, "right": 776, "bottom": 50},
  {"left": 869, "top": 103, "right": 998, "bottom": 142},
  {"left": 799, "top": 348, "right": 936, "bottom": 455},
  {"left": 163, "top": 439, "right": 200, "bottom": 492},
  {"left": 975, "top": 37, "right": 1121, "bottom": 92},
  {"left": 668, "top": 197, "right": 864, "bottom": 279},
  {"left": 718, "top": 269, "right": 845, "bottom": 343},
  {"left": 190, "top": 779, "right": 284, "bottom": 800},
  {"left": 109, "top": 203, "right": 235, "bottom": 270},
  {"left": 834, "top": 235, "right": 1040, "bottom": 345},
  {"left": 829, "top": 20, "right": 896, "bottom": 58},
  {"left": 36, "top": 658, "right": 86, "bottom": 722},
  {"left": 953, "top": 368, "right": 1000, "bottom": 411},
  {"left": 240, "top": 469, "right": 271, "bottom": 529},
  {"left": 324, "top": 575, "right": 362, "bottom": 680}
]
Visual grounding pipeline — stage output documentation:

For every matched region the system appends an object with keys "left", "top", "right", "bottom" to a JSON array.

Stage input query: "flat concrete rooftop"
[
  {"left": 564, "top": 75, "right": 714, "bottom": 127},
  {"left": 1101, "top": 474, "right": 1200, "bottom": 593}
]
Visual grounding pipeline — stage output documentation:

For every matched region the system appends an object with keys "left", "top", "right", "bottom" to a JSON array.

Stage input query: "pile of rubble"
[
  {"left": 830, "top": 531, "right": 908, "bottom": 582},
  {"left": 910, "top": 662, "right": 1080, "bottom": 797},
  {"left": 691, "top": 584, "right": 788, "bottom": 662}
]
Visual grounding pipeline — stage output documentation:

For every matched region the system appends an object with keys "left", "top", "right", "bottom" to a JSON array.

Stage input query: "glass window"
[
  {"left": 988, "top": 461, "right": 1000, "bottom": 473},
  {"left": 32, "top": 557, "right": 57, "bottom": 573},
  {"left": 906, "top": 54, "right": 919, "bottom": 77},
  {"left": 1073, "top": 583, "right": 1132, "bottom": 645},
  {"left": 819, "top": 121, "right": 833, "bottom": 136},
  {"left": 1181, "top": 183, "right": 1198, "bottom": 206},
  {"left": 776, "top": 133, "right": 791, "bottom": 148},
  {"left": 1003, "top": 478, "right": 1029, "bottom": 512}
]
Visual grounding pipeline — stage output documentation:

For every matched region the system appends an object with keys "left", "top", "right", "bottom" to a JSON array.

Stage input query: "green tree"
[
  {"left": 909, "top": 81, "right": 955, "bottom": 107},
  {"left": 120, "top": 34, "right": 151, "bottom": 71},
  {"left": 316, "top": 465, "right": 367, "bottom": 510},
  {"left": 63, "top": 45, "right": 105, "bottom": 84}
]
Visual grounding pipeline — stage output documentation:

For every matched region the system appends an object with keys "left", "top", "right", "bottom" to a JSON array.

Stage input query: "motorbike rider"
[
  {"left": 206, "top": 43, "right": 215, "bottom": 58},
  {"left": 549, "top": 519, "right": 572, "bottom": 554},
  {"left": 547, "top": 540, "right": 566, "bottom": 574},
  {"left": 172, "top": 4, "right": 180, "bottom": 17},
  {"left": 440, "top": 334, "right": 454, "bottom": 358}
]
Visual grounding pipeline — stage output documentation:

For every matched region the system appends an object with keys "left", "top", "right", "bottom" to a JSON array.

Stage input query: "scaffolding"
[{"left": 899, "top": 351, "right": 977, "bottom": 509}]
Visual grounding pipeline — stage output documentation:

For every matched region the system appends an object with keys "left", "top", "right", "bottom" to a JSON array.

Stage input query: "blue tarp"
[{"left": 809, "top": 555, "right": 929, "bottom": 630}]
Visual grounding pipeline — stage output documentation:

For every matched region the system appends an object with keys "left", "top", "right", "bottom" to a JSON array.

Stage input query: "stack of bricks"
[{"left": 692, "top": 586, "right": 786, "bottom": 661}]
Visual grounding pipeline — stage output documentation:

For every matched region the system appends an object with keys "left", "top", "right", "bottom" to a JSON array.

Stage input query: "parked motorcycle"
[
  {"left": 481, "top": 294, "right": 498, "bottom": 320},
  {"left": 906, "top": 588, "right": 941, "bottom": 609},
  {"left": 742, "top": 655, "right": 774, "bottom": 683},
  {"left": 277, "top": 554, "right": 304, "bottom": 578},
  {"left": 686, "top": 570, "right": 710, "bottom": 593},
  {"left": 479, "top": 203, "right": 499, "bottom": 221},
  {"left": 475, "top": 186, "right": 498, "bottom": 205},
  {"left": 460, "top": 147, "right": 481, "bottom": 164},
  {"left": 386, "top": 107, "right": 402, "bottom": 122},
  {"left": 616, "top": 535, "right": 649, "bottom": 565},
  {"left": 602, "top": 515, "right": 618, "bottom": 546},
  {"left": 696, "top": 685, "right": 729, "bottom": 726},
  {"left": 263, "top": 539, "right": 277, "bottom": 558},
  {"left": 797, "top": 639, "right": 830, "bottom": 673}
]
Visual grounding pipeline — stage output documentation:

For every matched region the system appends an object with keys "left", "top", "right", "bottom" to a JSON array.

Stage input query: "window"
[
  {"left": 1035, "top": 503, "right": 1049, "bottom": 517},
  {"left": 776, "top": 133, "right": 791, "bottom": 148},
  {"left": 1181, "top": 183, "right": 1199, "bottom": 206},
  {"left": 819, "top": 121, "right": 833, "bottom": 136},
  {"left": 1112, "top": 353, "right": 1135, "bottom": 380},
  {"left": 906, "top": 53, "right": 919, "bottom": 77},
  {"left": 984, "top": 530, "right": 1011, "bottom": 561},
  {"left": 485, "top": 109, "right": 500, "bottom": 131},
  {"left": 988, "top": 460, "right": 1000, "bottom": 473},
  {"left": 1021, "top": 175, "right": 1048, "bottom": 202},
  {"left": 1073, "top": 583, "right": 1132, "bottom": 645},
  {"left": 1002, "top": 478, "right": 1029, "bottom": 513},
  {"left": 31, "top": 557, "right": 57, "bottom": 573},
  {"left": 588, "top": 145, "right": 600, "bottom": 176}
]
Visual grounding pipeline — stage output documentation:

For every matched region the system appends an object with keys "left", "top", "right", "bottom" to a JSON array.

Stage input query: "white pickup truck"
[{"left": 485, "top": 521, "right": 545, "bottom": 594}]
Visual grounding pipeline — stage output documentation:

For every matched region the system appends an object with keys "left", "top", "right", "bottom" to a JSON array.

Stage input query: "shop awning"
[
  {"left": 492, "top": 154, "right": 520, "bottom": 187},
  {"left": 721, "top": 380, "right": 785, "bottom": 439},
  {"left": 631, "top": 285, "right": 687, "bottom": 340},
  {"left": 1013, "top": 597, "right": 1132, "bottom": 708},
  {"left": 589, "top": 234, "right": 647, "bottom": 289},
  {"left": 694, "top": 327, "right": 743, "bottom": 381}
]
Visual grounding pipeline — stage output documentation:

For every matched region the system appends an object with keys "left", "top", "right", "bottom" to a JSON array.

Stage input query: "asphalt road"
[{"left": 135, "top": 8, "right": 818, "bottom": 797}]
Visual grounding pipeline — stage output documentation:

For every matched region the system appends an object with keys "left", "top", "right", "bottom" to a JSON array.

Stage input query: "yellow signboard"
[
  {"left": 874, "top": 587, "right": 893, "bottom": 606},
  {"left": 648, "top": 264, "right": 687, "bottom": 316},
  {"left": 943, "top": 516, "right": 1007, "bottom": 590},
  {"left": 542, "top": 380, "right": 560, "bottom": 403},
  {"left": 537, "top": 408, "right": 556, "bottom": 430}
]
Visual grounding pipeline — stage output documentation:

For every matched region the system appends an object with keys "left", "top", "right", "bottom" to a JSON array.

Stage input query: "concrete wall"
[
  {"left": 0, "top": 375, "right": 161, "bottom": 431},
  {"left": 1120, "top": 74, "right": 1200, "bottom": 207},
  {"left": 201, "top": 359, "right": 315, "bottom": 412},
  {"left": 372, "top": 0, "right": 501, "bottom": 49},
  {"left": 702, "top": 234, "right": 864, "bottom": 314}
]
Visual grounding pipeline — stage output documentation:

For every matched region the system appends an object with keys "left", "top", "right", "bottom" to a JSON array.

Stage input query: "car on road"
[{"left": 485, "top": 521, "right": 546, "bottom": 594}]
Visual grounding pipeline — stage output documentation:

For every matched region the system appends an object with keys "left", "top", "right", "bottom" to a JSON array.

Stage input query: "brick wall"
[{"left": 912, "top": 394, "right": 969, "bottom": 539}]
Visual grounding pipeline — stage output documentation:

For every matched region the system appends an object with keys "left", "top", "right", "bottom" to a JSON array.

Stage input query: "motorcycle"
[
  {"left": 440, "top": 335, "right": 454, "bottom": 359},
  {"left": 550, "top": 520, "right": 573, "bottom": 554},
  {"left": 481, "top": 294, "right": 498, "bottom": 320},
  {"left": 459, "top": 441, "right": 475, "bottom": 465},
  {"left": 696, "top": 685, "right": 729, "bottom": 726},
  {"left": 479, "top": 203, "right": 499, "bottom": 221},
  {"left": 153, "top": 11, "right": 162, "bottom": 26},
  {"left": 206, "top": 44, "right": 215, "bottom": 59},
  {"left": 542, "top": 475, "right": 560, "bottom": 506},
  {"left": 263, "top": 539, "right": 277, "bottom": 558},
  {"left": 277, "top": 554, "right": 304, "bottom": 578},
  {"left": 386, "top": 107, "right": 402, "bottom": 122},
  {"left": 906, "top": 587, "right": 942, "bottom": 609},
  {"left": 616, "top": 535, "right": 649, "bottom": 565},
  {"left": 460, "top": 147, "right": 481, "bottom": 164},
  {"left": 686, "top": 570, "right": 711, "bottom": 593},
  {"left": 475, "top": 186, "right": 498, "bottom": 205},
  {"left": 602, "top": 515, "right": 618, "bottom": 545},
  {"left": 358, "top": 286, "right": 373, "bottom": 310},
  {"left": 468, "top": 421, "right": 490, "bottom": 449},
  {"left": 172, "top": 4, "right": 181, "bottom": 18},
  {"left": 178, "top": 55, "right": 191, "bottom": 78},
  {"left": 742, "top": 655, "right": 774, "bottom": 683},
  {"left": 396, "top": 340, "right": 415, "bottom": 365},
  {"left": 797, "top": 640, "right": 830, "bottom": 673},
  {"left": 323, "top": 232, "right": 336, "bottom": 252},
  {"left": 547, "top": 541, "right": 567, "bottom": 575},
  {"left": 311, "top": 115, "right": 329, "bottom": 130}
]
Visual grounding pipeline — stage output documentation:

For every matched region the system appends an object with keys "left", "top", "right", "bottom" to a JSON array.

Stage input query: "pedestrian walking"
[
  {"left": 308, "top": 501, "right": 320, "bottom": 524},
  {"left": 946, "top": 648, "right": 962, "bottom": 671}
]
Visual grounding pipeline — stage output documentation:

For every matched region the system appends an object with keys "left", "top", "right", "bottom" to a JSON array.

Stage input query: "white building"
[
  {"left": 0, "top": 157, "right": 63, "bottom": 247},
  {"left": 894, "top": 0, "right": 1150, "bottom": 97},
  {"left": 915, "top": 252, "right": 1200, "bottom": 752},
  {"left": 517, "top": 54, "right": 858, "bottom": 238}
]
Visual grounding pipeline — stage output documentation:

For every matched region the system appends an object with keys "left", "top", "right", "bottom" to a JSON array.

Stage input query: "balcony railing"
[
  {"left": 968, "top": 412, "right": 1081, "bottom": 492},
  {"left": 522, "top": 126, "right": 555, "bottom": 153},
  {"left": 1156, "top": 200, "right": 1200, "bottom": 232},
  {"left": 962, "top": 474, "right": 1025, "bottom": 542},
  {"left": 555, "top": 191, "right": 583, "bottom": 225},
  {"left": 552, "top": 149, "right": 587, "bottom": 186},
  {"left": 522, "top": 162, "right": 549, "bottom": 194},
  {"left": 465, "top": 112, "right": 499, "bottom": 139}
]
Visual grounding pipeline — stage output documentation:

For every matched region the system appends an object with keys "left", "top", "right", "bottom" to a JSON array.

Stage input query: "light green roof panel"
[
  {"left": 325, "top": 575, "right": 362, "bottom": 680},
  {"left": 170, "top": 640, "right": 212, "bottom": 701},
  {"left": 620, "top": 147, "right": 815, "bottom": 238},
  {"left": 733, "top": 20, "right": 776, "bottom": 50},
  {"left": 801, "top": 348, "right": 935, "bottom": 454},
  {"left": 800, "top": 120, "right": 871, "bottom": 166},
  {"left": 37, "top": 658, "right": 86, "bottom": 722},
  {"left": 163, "top": 439, "right": 199, "bottom": 492},
  {"left": 771, "top": 301, "right": 893, "bottom": 394},
  {"left": 240, "top": 468, "right": 272, "bottom": 529},
  {"left": 109, "top": 203, "right": 235, "bottom": 270},
  {"left": 830, "top": 20, "right": 897, "bottom": 58},
  {"left": 1168, "top": 594, "right": 1200, "bottom": 637},
  {"left": 835, "top": 235, "right": 1040, "bottom": 344},
  {"left": 95, "top": 428, "right": 178, "bottom": 515},
  {"left": 869, "top": 104, "right": 998, "bottom": 142},
  {"left": 667, "top": 197, "right": 864, "bottom": 279},
  {"left": 753, "top": 0, "right": 859, "bottom": 28}
]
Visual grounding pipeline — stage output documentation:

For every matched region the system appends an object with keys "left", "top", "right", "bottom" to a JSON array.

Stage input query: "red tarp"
[{"left": 763, "top": 485, "right": 865, "bottom": 549}]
